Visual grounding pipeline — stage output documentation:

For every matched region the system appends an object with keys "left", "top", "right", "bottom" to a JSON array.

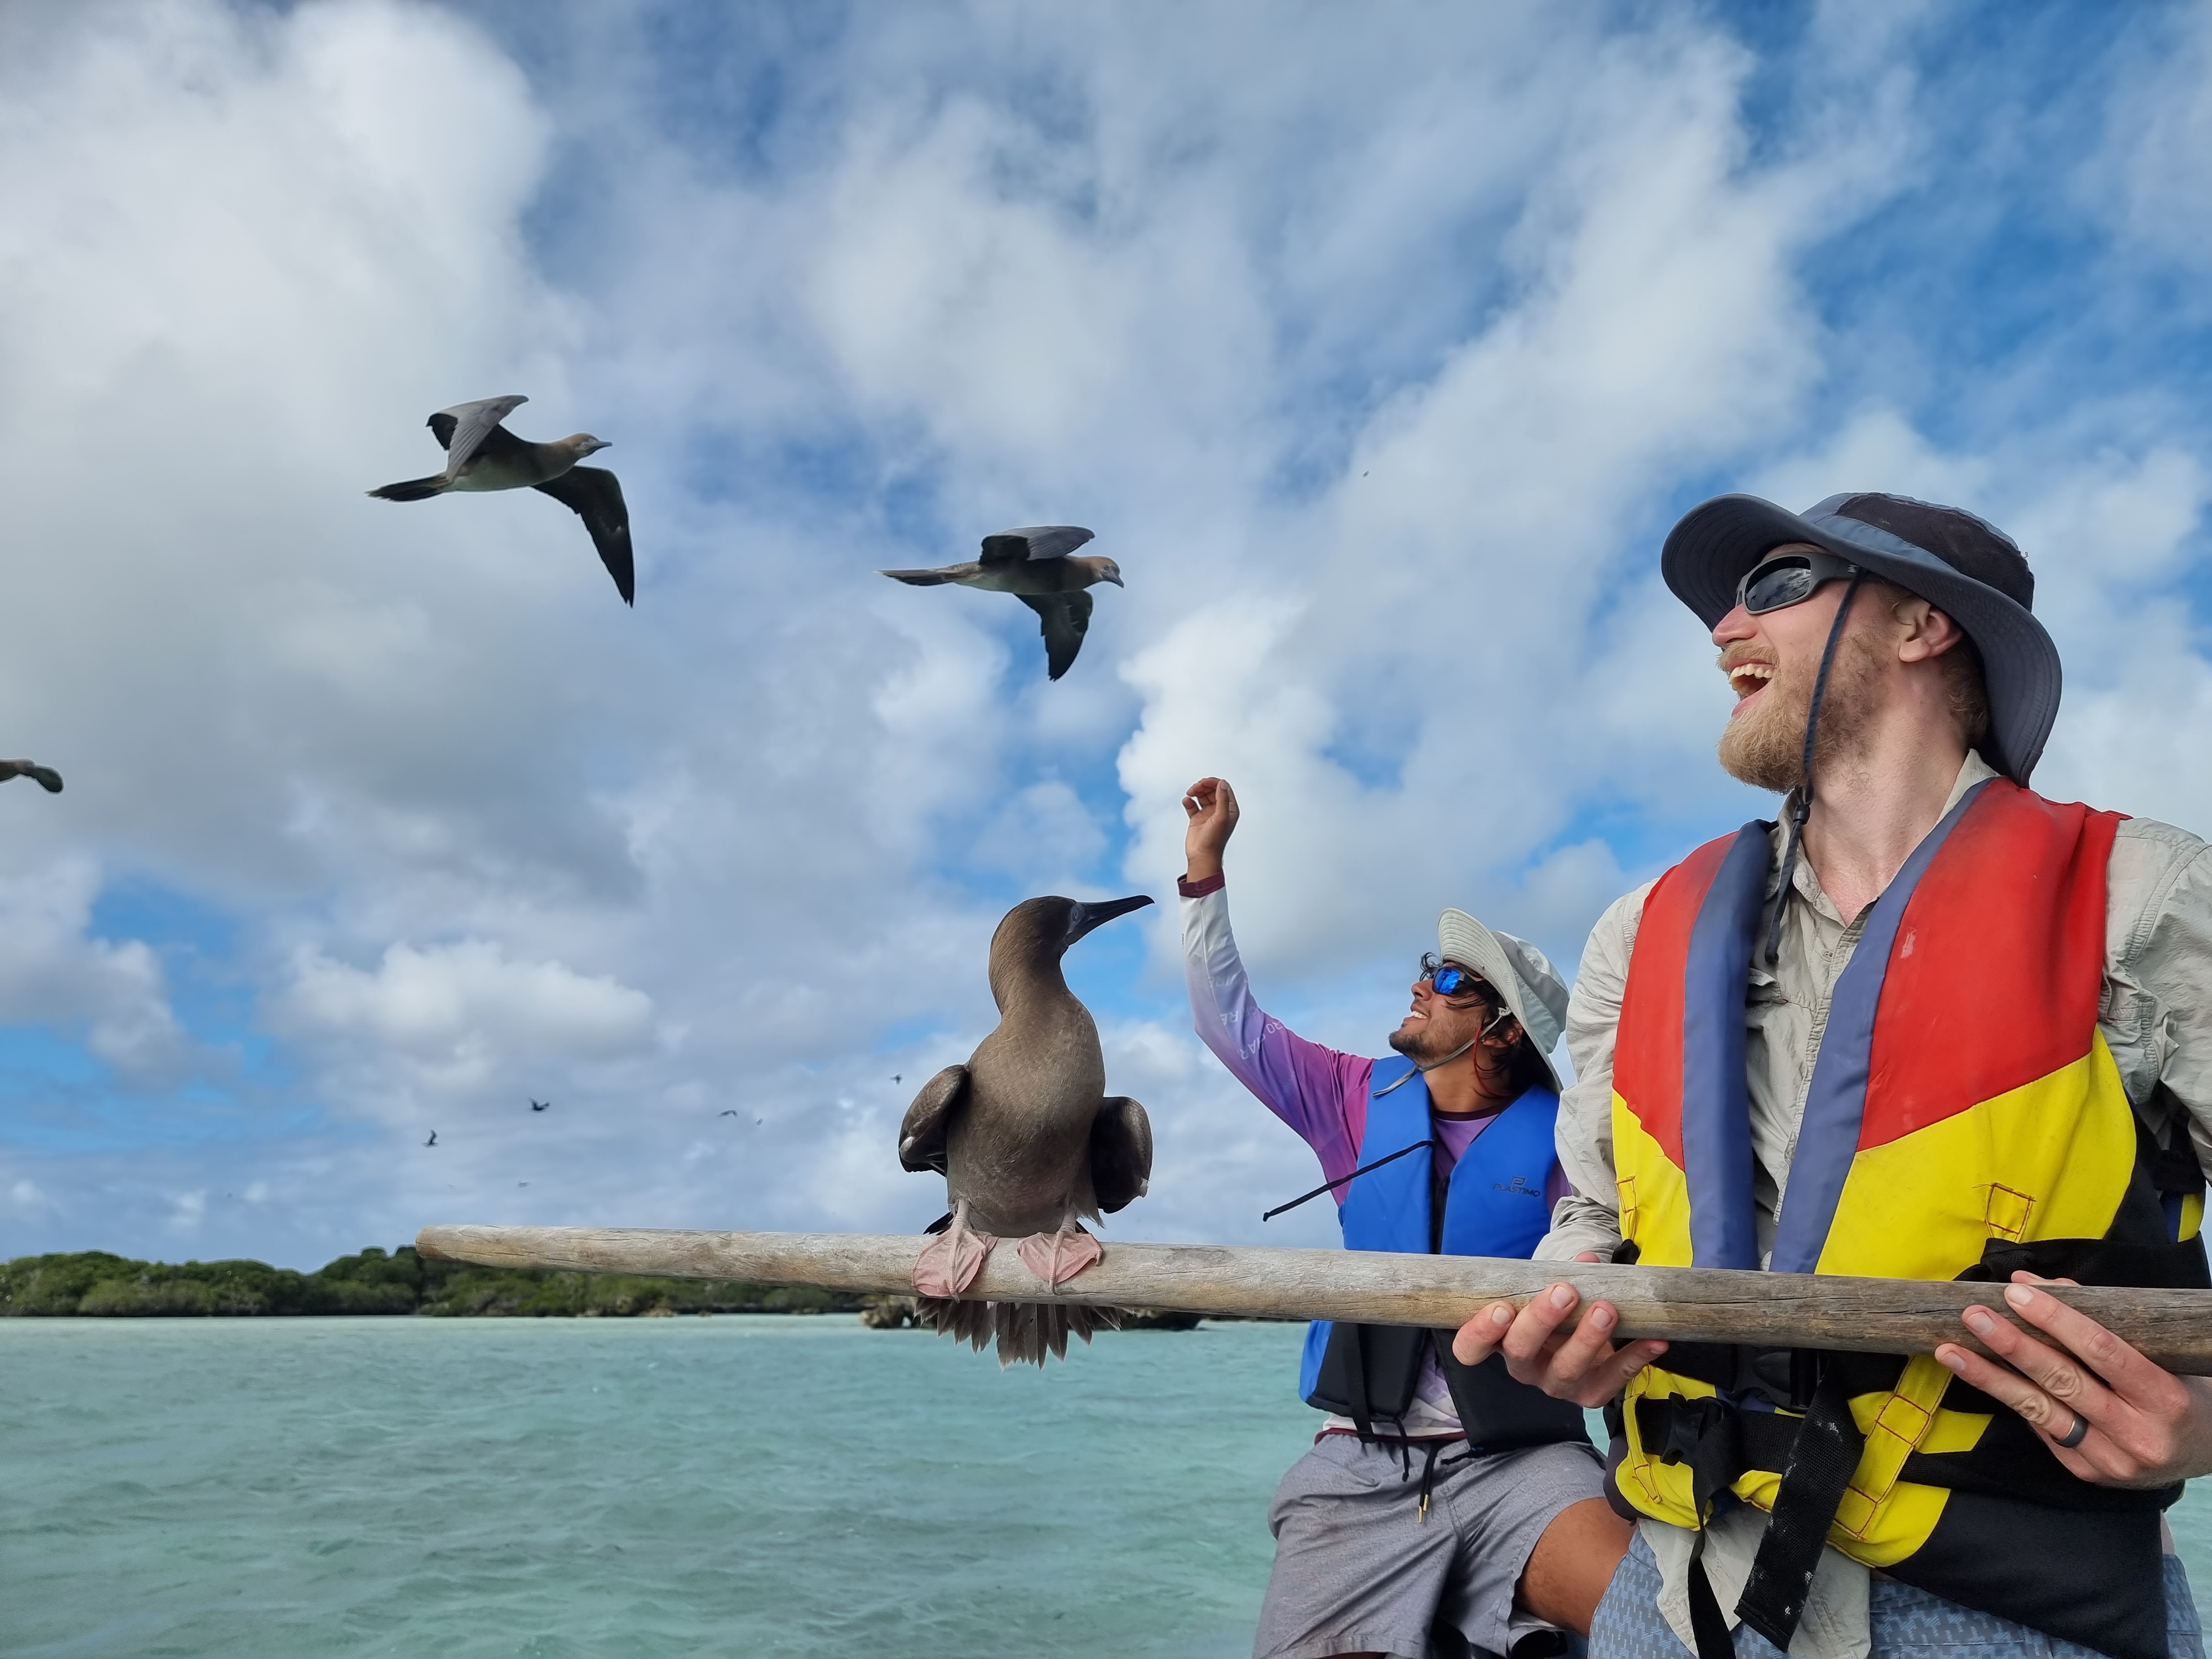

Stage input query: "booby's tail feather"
[
  {"left": 368, "top": 476, "right": 450, "bottom": 502},
  {"left": 914, "top": 1296, "right": 1123, "bottom": 1367}
]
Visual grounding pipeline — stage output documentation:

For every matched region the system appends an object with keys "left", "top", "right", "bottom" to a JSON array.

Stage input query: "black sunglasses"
[
  {"left": 1736, "top": 549, "right": 1861, "bottom": 615},
  {"left": 1418, "top": 954, "right": 1494, "bottom": 1001}
]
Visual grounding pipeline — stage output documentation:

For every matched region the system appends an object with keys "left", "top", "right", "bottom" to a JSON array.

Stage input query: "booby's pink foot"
[
  {"left": 1017, "top": 1228, "right": 1103, "bottom": 1288},
  {"left": 913, "top": 1224, "right": 997, "bottom": 1298}
]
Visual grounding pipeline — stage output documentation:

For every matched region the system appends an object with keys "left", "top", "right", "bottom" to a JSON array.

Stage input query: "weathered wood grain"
[{"left": 413, "top": 1225, "right": 2212, "bottom": 1373}]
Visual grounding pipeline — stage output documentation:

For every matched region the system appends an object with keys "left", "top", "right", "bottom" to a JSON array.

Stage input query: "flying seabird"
[
  {"left": 530, "top": 1099, "right": 550, "bottom": 1112},
  {"left": 1, "top": 760, "right": 63, "bottom": 793},
  {"left": 424, "top": 1131, "right": 437, "bottom": 1147},
  {"left": 898, "top": 893, "right": 1155, "bottom": 1365},
  {"left": 368, "top": 395, "right": 635, "bottom": 605},
  {"left": 880, "top": 525, "right": 1120, "bottom": 680},
  {"left": 892, "top": 1073, "right": 902, "bottom": 1085},
  {"left": 719, "top": 1109, "right": 740, "bottom": 1118}
]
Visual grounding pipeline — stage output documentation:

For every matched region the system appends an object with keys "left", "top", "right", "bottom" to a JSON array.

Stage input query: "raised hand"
[{"left": 1181, "top": 777, "right": 1240, "bottom": 884}]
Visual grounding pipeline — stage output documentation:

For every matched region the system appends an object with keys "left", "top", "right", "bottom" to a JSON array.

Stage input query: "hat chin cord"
[
  {"left": 1412, "top": 1009, "right": 1516, "bottom": 1074},
  {"left": 1765, "top": 572, "right": 1866, "bottom": 968}
]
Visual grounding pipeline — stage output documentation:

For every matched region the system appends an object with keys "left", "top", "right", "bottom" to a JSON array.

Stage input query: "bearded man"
[
  {"left": 1453, "top": 493, "right": 2212, "bottom": 1659},
  {"left": 1181, "top": 776, "right": 1631, "bottom": 1659}
]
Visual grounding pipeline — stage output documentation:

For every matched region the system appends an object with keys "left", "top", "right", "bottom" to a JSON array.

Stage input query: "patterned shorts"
[{"left": 1589, "top": 1533, "right": 2204, "bottom": 1659}]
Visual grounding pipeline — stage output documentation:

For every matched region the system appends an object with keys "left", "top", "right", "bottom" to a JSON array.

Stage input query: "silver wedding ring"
[{"left": 2056, "top": 1412, "right": 2089, "bottom": 1449}]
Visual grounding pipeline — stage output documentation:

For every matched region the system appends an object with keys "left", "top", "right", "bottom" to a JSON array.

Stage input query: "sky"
[{"left": 3, "top": 0, "right": 2212, "bottom": 1269}]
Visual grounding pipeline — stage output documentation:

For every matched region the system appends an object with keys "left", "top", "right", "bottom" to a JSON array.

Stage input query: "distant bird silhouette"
[
  {"left": 518, "top": 1181, "right": 529, "bottom": 1187},
  {"left": 1, "top": 760, "right": 62, "bottom": 793},
  {"left": 719, "top": 1109, "right": 739, "bottom": 1118},
  {"left": 880, "top": 525, "right": 1120, "bottom": 680},
  {"left": 424, "top": 1131, "right": 437, "bottom": 1147},
  {"left": 893, "top": 1074, "right": 902, "bottom": 1085},
  {"left": 368, "top": 395, "right": 634, "bottom": 605},
  {"left": 530, "top": 1099, "right": 550, "bottom": 1112}
]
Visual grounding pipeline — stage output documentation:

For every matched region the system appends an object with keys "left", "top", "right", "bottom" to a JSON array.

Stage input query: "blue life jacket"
[{"left": 1296, "top": 1055, "right": 1585, "bottom": 1448}]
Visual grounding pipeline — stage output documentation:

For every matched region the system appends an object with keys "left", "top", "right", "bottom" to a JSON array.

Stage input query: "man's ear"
[{"left": 1895, "top": 597, "right": 1967, "bottom": 665}]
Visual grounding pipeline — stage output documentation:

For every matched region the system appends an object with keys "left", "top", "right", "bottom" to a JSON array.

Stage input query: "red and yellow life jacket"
[{"left": 1611, "top": 778, "right": 2205, "bottom": 1659}]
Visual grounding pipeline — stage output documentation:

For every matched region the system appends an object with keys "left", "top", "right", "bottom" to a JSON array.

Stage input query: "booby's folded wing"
[
  {"left": 1018, "top": 591, "right": 1093, "bottom": 680},
  {"left": 898, "top": 1065, "right": 970, "bottom": 1174},
  {"left": 534, "top": 466, "right": 635, "bottom": 606},
  {"left": 429, "top": 395, "right": 529, "bottom": 474},
  {"left": 979, "top": 525, "right": 1094, "bottom": 565},
  {"left": 1089, "top": 1096, "right": 1151, "bottom": 1213}
]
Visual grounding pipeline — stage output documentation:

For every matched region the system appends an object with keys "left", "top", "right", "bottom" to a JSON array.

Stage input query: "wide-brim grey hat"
[
  {"left": 1661, "top": 492, "right": 2060, "bottom": 785},
  {"left": 1436, "top": 909, "right": 1569, "bottom": 1094}
]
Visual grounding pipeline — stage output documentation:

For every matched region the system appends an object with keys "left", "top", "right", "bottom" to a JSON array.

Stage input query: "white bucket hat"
[{"left": 1435, "top": 909, "right": 1570, "bottom": 1093}]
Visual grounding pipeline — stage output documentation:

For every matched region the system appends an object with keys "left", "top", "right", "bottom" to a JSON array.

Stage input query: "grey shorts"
[
  {"left": 1588, "top": 1532, "right": 2205, "bottom": 1659},
  {"left": 1255, "top": 1434, "right": 1607, "bottom": 1659}
]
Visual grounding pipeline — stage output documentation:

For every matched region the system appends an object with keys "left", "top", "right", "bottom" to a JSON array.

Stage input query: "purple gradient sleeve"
[{"left": 1181, "top": 885, "right": 1371, "bottom": 1191}]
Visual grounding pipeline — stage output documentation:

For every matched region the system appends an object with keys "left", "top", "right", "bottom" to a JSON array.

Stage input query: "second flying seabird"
[
  {"left": 898, "top": 893, "right": 1155, "bottom": 1365},
  {"left": 880, "top": 525, "right": 1121, "bottom": 680},
  {"left": 368, "top": 395, "right": 636, "bottom": 606}
]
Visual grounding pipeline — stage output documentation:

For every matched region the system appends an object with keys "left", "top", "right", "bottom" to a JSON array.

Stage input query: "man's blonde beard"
[{"left": 1717, "top": 623, "right": 1884, "bottom": 792}]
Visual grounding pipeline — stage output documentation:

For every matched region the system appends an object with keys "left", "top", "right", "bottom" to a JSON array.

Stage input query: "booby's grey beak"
[
  {"left": 1104, "top": 565, "right": 1124, "bottom": 587},
  {"left": 1065, "top": 893, "right": 1154, "bottom": 946}
]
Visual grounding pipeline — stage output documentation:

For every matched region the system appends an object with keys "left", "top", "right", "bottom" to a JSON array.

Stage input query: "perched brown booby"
[
  {"left": 880, "top": 525, "right": 1121, "bottom": 680},
  {"left": 0, "top": 761, "right": 62, "bottom": 793},
  {"left": 898, "top": 893, "right": 1155, "bottom": 1365},
  {"left": 368, "top": 395, "right": 635, "bottom": 605}
]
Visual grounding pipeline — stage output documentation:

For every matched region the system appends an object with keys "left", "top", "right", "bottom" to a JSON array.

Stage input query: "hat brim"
[
  {"left": 1660, "top": 494, "right": 2061, "bottom": 784},
  {"left": 1434, "top": 910, "right": 1564, "bottom": 1094}
]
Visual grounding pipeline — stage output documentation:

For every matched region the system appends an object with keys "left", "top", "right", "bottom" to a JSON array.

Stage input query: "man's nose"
[{"left": 1713, "top": 603, "right": 1757, "bottom": 647}]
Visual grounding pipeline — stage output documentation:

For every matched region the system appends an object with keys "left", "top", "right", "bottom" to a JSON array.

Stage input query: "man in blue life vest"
[
  {"left": 1181, "top": 776, "right": 1632, "bottom": 1659},
  {"left": 1452, "top": 493, "right": 2212, "bottom": 1659}
]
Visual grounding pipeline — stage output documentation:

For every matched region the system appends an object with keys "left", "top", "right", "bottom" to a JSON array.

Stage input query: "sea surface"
[
  {"left": 13, "top": 1317, "right": 2212, "bottom": 1659},
  {"left": 4, "top": 1316, "right": 1314, "bottom": 1658}
]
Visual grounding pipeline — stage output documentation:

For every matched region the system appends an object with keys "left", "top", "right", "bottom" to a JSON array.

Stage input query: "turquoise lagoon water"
[
  {"left": 13, "top": 1316, "right": 2212, "bottom": 1658},
  {"left": 3, "top": 1316, "right": 1313, "bottom": 1657}
]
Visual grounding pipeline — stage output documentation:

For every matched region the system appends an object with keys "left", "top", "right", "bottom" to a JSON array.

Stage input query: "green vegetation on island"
[{"left": 0, "top": 1246, "right": 864, "bottom": 1318}]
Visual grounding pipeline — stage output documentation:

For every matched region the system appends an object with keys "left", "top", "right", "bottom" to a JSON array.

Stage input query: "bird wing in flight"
[
  {"left": 1089, "top": 1096, "right": 1152, "bottom": 1213},
  {"left": 1018, "top": 591, "right": 1093, "bottom": 680},
  {"left": 979, "top": 525, "right": 1094, "bottom": 565},
  {"left": 534, "top": 466, "right": 635, "bottom": 605},
  {"left": 878, "top": 562, "right": 980, "bottom": 586},
  {"left": 897, "top": 1065, "right": 970, "bottom": 1175},
  {"left": 429, "top": 395, "right": 529, "bottom": 476}
]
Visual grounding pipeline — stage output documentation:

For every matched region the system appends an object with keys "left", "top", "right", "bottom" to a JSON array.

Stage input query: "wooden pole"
[{"left": 415, "top": 1224, "right": 2212, "bottom": 1374}]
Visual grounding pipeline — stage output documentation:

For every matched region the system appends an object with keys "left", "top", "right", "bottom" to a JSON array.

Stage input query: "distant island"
[
  {"left": 0, "top": 1245, "right": 865, "bottom": 1318},
  {"left": 0, "top": 1247, "right": 1209, "bottom": 1326}
]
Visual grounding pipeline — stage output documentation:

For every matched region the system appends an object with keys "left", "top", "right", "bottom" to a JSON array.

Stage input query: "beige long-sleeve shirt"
[{"left": 1540, "top": 751, "right": 2212, "bottom": 1658}]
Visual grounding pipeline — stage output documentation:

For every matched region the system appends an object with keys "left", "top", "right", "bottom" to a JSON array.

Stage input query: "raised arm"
[{"left": 1180, "top": 777, "right": 1371, "bottom": 1185}]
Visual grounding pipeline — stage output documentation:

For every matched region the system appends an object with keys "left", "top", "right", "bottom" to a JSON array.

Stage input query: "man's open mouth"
[{"left": 1728, "top": 661, "right": 1776, "bottom": 700}]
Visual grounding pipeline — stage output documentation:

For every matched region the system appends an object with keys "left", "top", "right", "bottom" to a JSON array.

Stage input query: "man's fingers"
[
  {"left": 2000, "top": 1279, "right": 2184, "bottom": 1413},
  {"left": 1543, "top": 1297, "right": 1625, "bottom": 1389},
  {"left": 1936, "top": 1339, "right": 2105, "bottom": 1477},
  {"left": 1453, "top": 1301, "right": 1516, "bottom": 1366},
  {"left": 1498, "top": 1283, "right": 1584, "bottom": 1369}
]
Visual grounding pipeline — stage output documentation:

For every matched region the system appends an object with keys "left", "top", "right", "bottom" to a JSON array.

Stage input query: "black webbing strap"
[
  {"left": 1672, "top": 1399, "right": 1746, "bottom": 1659},
  {"left": 1736, "top": 1363, "right": 1866, "bottom": 1651},
  {"left": 1342, "top": 1322, "right": 1376, "bottom": 1443}
]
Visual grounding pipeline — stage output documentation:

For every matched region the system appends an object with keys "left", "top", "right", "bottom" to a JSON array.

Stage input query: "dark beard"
[{"left": 1387, "top": 1024, "right": 1446, "bottom": 1065}]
